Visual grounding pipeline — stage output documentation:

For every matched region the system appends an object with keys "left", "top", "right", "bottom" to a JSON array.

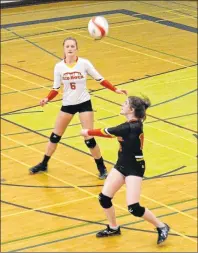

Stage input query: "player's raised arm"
[{"left": 85, "top": 60, "right": 127, "bottom": 95}]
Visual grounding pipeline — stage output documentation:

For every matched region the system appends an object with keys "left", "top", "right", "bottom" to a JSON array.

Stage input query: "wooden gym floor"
[{"left": 1, "top": 1, "right": 197, "bottom": 252}]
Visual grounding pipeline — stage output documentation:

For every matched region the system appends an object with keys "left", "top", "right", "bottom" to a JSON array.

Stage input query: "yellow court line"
[
  {"left": 141, "top": 76, "right": 197, "bottom": 90},
  {"left": 2, "top": 134, "right": 197, "bottom": 222},
  {"left": 54, "top": 26, "right": 187, "bottom": 68},
  {"left": 145, "top": 138, "right": 196, "bottom": 159},
  {"left": 1, "top": 133, "right": 99, "bottom": 178},
  {"left": 2, "top": 75, "right": 196, "bottom": 148},
  {"left": 1, "top": 84, "right": 45, "bottom": 101},
  {"left": 1, "top": 150, "right": 197, "bottom": 244},
  {"left": 1, "top": 151, "right": 127, "bottom": 214},
  {"left": 141, "top": 194, "right": 197, "bottom": 222},
  {"left": 1, "top": 71, "right": 52, "bottom": 91},
  {"left": 1, "top": 1, "right": 115, "bottom": 17},
  {"left": 2, "top": 8, "right": 196, "bottom": 63},
  {"left": 1, "top": 152, "right": 125, "bottom": 218},
  {"left": 145, "top": 124, "right": 197, "bottom": 144},
  {"left": 1, "top": 6, "right": 195, "bottom": 34},
  {"left": 1, "top": 70, "right": 119, "bottom": 117},
  {"left": 2, "top": 72, "right": 196, "bottom": 158},
  {"left": 111, "top": 14, "right": 198, "bottom": 29},
  {"left": 1, "top": 134, "right": 197, "bottom": 220},
  {"left": 2, "top": 82, "right": 118, "bottom": 117}
]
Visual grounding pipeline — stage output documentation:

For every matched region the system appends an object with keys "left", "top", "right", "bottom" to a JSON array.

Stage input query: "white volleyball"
[{"left": 88, "top": 16, "right": 109, "bottom": 39}]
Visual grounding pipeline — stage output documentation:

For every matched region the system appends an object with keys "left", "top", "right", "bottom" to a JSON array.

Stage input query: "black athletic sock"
[
  {"left": 41, "top": 155, "right": 51, "bottom": 166},
  {"left": 95, "top": 157, "right": 106, "bottom": 173}
]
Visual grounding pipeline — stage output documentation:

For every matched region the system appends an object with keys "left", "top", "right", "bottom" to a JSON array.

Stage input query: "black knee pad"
[
  {"left": 128, "top": 203, "right": 145, "bottom": 217},
  {"left": 98, "top": 193, "right": 112, "bottom": 209},
  {"left": 85, "top": 138, "right": 96, "bottom": 149},
  {"left": 50, "top": 132, "right": 61, "bottom": 143}
]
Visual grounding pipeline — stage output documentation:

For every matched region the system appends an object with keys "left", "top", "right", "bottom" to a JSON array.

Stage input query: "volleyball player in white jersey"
[{"left": 29, "top": 37, "right": 127, "bottom": 179}]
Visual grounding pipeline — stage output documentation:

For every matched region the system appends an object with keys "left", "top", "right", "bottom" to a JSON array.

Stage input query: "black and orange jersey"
[{"left": 88, "top": 120, "right": 144, "bottom": 169}]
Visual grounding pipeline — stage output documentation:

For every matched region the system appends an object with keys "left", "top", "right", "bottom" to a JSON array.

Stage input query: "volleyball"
[{"left": 88, "top": 16, "right": 109, "bottom": 40}]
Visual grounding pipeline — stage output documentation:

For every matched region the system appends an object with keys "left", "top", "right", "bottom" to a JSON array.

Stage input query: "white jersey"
[{"left": 53, "top": 57, "right": 104, "bottom": 105}]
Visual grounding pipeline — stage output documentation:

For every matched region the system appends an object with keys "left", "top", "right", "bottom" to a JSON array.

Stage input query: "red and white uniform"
[{"left": 53, "top": 57, "right": 104, "bottom": 106}]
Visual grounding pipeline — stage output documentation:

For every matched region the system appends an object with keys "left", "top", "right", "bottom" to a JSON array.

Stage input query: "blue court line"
[
  {"left": 1, "top": 10, "right": 120, "bottom": 28},
  {"left": 5, "top": 28, "right": 61, "bottom": 60},
  {"left": 171, "top": 1, "right": 197, "bottom": 9},
  {"left": 146, "top": 112, "right": 197, "bottom": 123},
  {"left": 9, "top": 205, "right": 197, "bottom": 252},
  {"left": 1, "top": 19, "right": 138, "bottom": 43},
  {"left": 140, "top": 1, "right": 197, "bottom": 18},
  {"left": 120, "top": 9, "right": 197, "bottom": 33},
  {"left": 151, "top": 88, "right": 197, "bottom": 107},
  {"left": 1, "top": 1, "right": 115, "bottom": 17},
  {"left": 107, "top": 35, "right": 196, "bottom": 64},
  {"left": 1, "top": 9, "right": 197, "bottom": 34}
]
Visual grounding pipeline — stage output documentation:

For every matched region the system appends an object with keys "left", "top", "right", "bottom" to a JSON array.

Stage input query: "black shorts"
[
  {"left": 114, "top": 160, "right": 145, "bottom": 178},
  {"left": 61, "top": 100, "right": 93, "bottom": 115}
]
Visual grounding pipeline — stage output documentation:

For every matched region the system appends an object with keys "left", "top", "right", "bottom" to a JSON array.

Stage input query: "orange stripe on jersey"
[{"left": 88, "top": 129, "right": 114, "bottom": 138}]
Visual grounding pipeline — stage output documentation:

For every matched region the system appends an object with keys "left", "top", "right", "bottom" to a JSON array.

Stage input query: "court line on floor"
[
  {"left": 1, "top": 134, "right": 102, "bottom": 179},
  {"left": 2, "top": 104, "right": 196, "bottom": 160},
  {"left": 93, "top": 94, "right": 197, "bottom": 134},
  {"left": 1, "top": 1, "right": 115, "bottom": 16},
  {"left": 1, "top": 71, "right": 119, "bottom": 120},
  {"left": 171, "top": 1, "right": 197, "bottom": 9},
  {"left": 1, "top": 195, "right": 95, "bottom": 219},
  {"left": 2, "top": 139, "right": 197, "bottom": 223},
  {"left": 2, "top": 21, "right": 196, "bottom": 65},
  {"left": 1, "top": 117, "right": 115, "bottom": 165},
  {"left": 146, "top": 112, "right": 197, "bottom": 123},
  {"left": 2, "top": 65, "right": 197, "bottom": 137},
  {"left": 55, "top": 25, "right": 188, "bottom": 67},
  {"left": 107, "top": 35, "right": 196, "bottom": 64},
  {"left": 1, "top": 88, "right": 196, "bottom": 161},
  {"left": 2, "top": 203, "right": 197, "bottom": 252},
  {"left": 1, "top": 151, "right": 128, "bottom": 218},
  {"left": 0, "top": 165, "right": 186, "bottom": 188},
  {"left": 1, "top": 62, "right": 196, "bottom": 102},
  {"left": 1, "top": 8, "right": 197, "bottom": 34},
  {"left": 3, "top": 12, "right": 193, "bottom": 68},
  {"left": 140, "top": 1, "right": 197, "bottom": 18},
  {"left": 2, "top": 197, "right": 197, "bottom": 246},
  {"left": 0, "top": 18, "right": 138, "bottom": 42},
  {"left": 3, "top": 68, "right": 196, "bottom": 142}
]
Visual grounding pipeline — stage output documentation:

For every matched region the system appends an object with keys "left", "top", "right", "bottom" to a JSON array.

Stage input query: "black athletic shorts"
[
  {"left": 61, "top": 100, "right": 93, "bottom": 115},
  {"left": 114, "top": 160, "right": 145, "bottom": 177}
]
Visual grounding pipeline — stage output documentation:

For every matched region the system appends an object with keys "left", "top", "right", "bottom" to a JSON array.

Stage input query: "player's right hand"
[{"left": 40, "top": 98, "right": 48, "bottom": 107}]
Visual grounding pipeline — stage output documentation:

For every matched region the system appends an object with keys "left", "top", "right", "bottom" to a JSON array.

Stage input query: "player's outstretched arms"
[
  {"left": 80, "top": 129, "right": 114, "bottom": 138},
  {"left": 100, "top": 80, "right": 127, "bottom": 95}
]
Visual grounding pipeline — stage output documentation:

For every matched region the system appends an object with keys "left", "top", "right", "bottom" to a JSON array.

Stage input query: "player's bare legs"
[
  {"left": 79, "top": 111, "right": 107, "bottom": 179},
  {"left": 29, "top": 111, "right": 73, "bottom": 174},
  {"left": 126, "top": 176, "right": 170, "bottom": 244},
  {"left": 96, "top": 168, "right": 124, "bottom": 237},
  {"left": 101, "top": 169, "right": 124, "bottom": 226},
  {"left": 45, "top": 111, "right": 73, "bottom": 156}
]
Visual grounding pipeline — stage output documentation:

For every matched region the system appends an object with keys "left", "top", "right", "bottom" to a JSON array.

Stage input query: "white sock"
[{"left": 110, "top": 225, "right": 119, "bottom": 230}]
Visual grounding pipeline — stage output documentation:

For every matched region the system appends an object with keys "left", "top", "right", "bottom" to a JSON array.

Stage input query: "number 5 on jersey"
[{"left": 70, "top": 82, "right": 76, "bottom": 90}]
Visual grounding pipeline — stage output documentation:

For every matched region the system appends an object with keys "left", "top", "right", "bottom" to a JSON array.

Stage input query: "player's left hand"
[
  {"left": 80, "top": 129, "right": 89, "bottom": 137},
  {"left": 115, "top": 89, "right": 128, "bottom": 95}
]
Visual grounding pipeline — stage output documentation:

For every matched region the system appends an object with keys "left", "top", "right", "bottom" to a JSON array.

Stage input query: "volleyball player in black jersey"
[{"left": 81, "top": 96, "right": 170, "bottom": 245}]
